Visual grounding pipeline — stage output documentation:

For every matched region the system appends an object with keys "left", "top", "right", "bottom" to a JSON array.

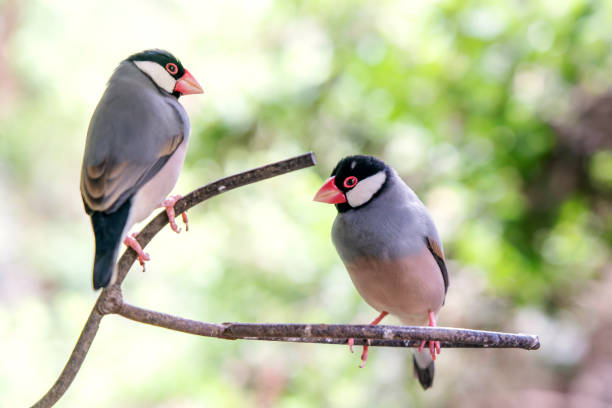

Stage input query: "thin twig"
[
  {"left": 114, "top": 152, "right": 318, "bottom": 286},
  {"left": 31, "top": 153, "right": 318, "bottom": 408},
  {"left": 118, "top": 302, "right": 540, "bottom": 350},
  {"left": 31, "top": 151, "right": 541, "bottom": 408}
]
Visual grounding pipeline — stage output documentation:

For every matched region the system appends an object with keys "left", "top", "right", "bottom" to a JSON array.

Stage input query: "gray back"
[{"left": 81, "top": 61, "right": 190, "bottom": 213}]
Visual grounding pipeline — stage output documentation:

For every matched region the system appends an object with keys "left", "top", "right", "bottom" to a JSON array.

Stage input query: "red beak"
[
  {"left": 174, "top": 69, "right": 204, "bottom": 95},
  {"left": 313, "top": 177, "right": 347, "bottom": 204}
]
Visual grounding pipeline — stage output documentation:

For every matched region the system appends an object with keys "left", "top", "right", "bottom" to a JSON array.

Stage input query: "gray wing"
[
  {"left": 401, "top": 180, "right": 449, "bottom": 297},
  {"left": 419, "top": 204, "right": 449, "bottom": 296},
  {"left": 80, "top": 68, "right": 185, "bottom": 214},
  {"left": 425, "top": 235, "right": 449, "bottom": 296}
]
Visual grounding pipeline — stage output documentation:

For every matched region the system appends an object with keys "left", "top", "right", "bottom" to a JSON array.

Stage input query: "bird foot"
[
  {"left": 359, "top": 341, "right": 370, "bottom": 368},
  {"left": 162, "top": 194, "right": 188, "bottom": 233},
  {"left": 124, "top": 233, "right": 150, "bottom": 272},
  {"left": 352, "top": 310, "right": 389, "bottom": 368},
  {"left": 347, "top": 339, "right": 371, "bottom": 368},
  {"left": 418, "top": 310, "right": 441, "bottom": 360}
]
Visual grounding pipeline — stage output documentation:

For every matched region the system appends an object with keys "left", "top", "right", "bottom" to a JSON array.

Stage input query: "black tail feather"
[
  {"left": 412, "top": 353, "right": 435, "bottom": 390},
  {"left": 87, "top": 199, "right": 132, "bottom": 290},
  {"left": 93, "top": 247, "right": 118, "bottom": 289}
]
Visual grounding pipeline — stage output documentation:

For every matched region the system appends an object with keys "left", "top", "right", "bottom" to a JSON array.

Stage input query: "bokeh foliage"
[{"left": 0, "top": 0, "right": 610, "bottom": 407}]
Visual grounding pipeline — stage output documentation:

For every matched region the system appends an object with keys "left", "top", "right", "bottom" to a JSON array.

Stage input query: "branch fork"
[{"left": 31, "top": 152, "right": 540, "bottom": 408}]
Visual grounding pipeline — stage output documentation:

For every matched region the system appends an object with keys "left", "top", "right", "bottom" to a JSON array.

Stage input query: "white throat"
[
  {"left": 346, "top": 171, "right": 387, "bottom": 207},
  {"left": 133, "top": 60, "right": 176, "bottom": 93}
]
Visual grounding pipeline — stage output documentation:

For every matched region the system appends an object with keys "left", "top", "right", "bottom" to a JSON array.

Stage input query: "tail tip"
[
  {"left": 92, "top": 252, "right": 116, "bottom": 290},
  {"left": 412, "top": 354, "right": 435, "bottom": 390},
  {"left": 93, "top": 270, "right": 111, "bottom": 290}
]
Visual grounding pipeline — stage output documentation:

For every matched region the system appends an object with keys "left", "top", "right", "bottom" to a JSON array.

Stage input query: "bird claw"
[
  {"left": 359, "top": 340, "right": 370, "bottom": 368},
  {"left": 124, "top": 233, "right": 150, "bottom": 272},
  {"left": 418, "top": 310, "right": 441, "bottom": 360},
  {"left": 182, "top": 212, "right": 189, "bottom": 232},
  {"left": 351, "top": 311, "right": 388, "bottom": 368},
  {"left": 162, "top": 194, "right": 188, "bottom": 233},
  {"left": 348, "top": 338, "right": 371, "bottom": 367}
]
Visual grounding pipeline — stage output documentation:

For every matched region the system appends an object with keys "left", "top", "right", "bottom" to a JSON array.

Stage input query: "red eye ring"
[
  {"left": 165, "top": 63, "right": 178, "bottom": 75},
  {"left": 343, "top": 176, "right": 358, "bottom": 188}
]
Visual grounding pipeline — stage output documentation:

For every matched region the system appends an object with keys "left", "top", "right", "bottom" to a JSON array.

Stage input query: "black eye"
[
  {"left": 343, "top": 176, "right": 358, "bottom": 188},
  {"left": 165, "top": 63, "right": 178, "bottom": 75}
]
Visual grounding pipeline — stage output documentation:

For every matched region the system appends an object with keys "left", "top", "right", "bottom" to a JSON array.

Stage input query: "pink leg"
[
  {"left": 348, "top": 337, "right": 355, "bottom": 353},
  {"left": 418, "top": 310, "right": 441, "bottom": 360},
  {"left": 162, "top": 194, "right": 189, "bottom": 233},
  {"left": 124, "top": 233, "right": 150, "bottom": 272},
  {"left": 349, "top": 311, "right": 388, "bottom": 368},
  {"left": 370, "top": 311, "right": 389, "bottom": 325}
]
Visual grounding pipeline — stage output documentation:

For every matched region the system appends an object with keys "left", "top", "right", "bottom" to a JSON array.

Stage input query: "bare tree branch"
[
  {"left": 118, "top": 302, "right": 540, "bottom": 350},
  {"left": 32, "top": 309, "right": 104, "bottom": 408},
  {"left": 31, "top": 151, "right": 540, "bottom": 408},
  {"left": 113, "top": 152, "right": 319, "bottom": 286},
  {"left": 32, "top": 153, "right": 317, "bottom": 408}
]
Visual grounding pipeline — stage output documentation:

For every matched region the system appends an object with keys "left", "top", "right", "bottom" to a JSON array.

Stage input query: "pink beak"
[
  {"left": 174, "top": 69, "right": 204, "bottom": 95},
  {"left": 313, "top": 176, "right": 347, "bottom": 204}
]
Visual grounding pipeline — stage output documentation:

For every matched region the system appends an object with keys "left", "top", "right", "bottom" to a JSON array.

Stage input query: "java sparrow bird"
[
  {"left": 313, "top": 155, "right": 449, "bottom": 389},
  {"left": 80, "top": 49, "right": 203, "bottom": 289}
]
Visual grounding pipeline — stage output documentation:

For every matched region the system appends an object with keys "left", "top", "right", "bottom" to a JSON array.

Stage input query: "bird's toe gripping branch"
[
  {"left": 163, "top": 194, "right": 189, "bottom": 233},
  {"left": 418, "top": 310, "right": 441, "bottom": 360},
  {"left": 124, "top": 233, "right": 150, "bottom": 271},
  {"left": 348, "top": 311, "right": 389, "bottom": 368}
]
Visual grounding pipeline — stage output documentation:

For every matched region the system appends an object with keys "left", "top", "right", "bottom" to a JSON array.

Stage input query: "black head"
[
  {"left": 314, "top": 155, "right": 390, "bottom": 213},
  {"left": 127, "top": 49, "right": 203, "bottom": 97},
  {"left": 128, "top": 49, "right": 185, "bottom": 80}
]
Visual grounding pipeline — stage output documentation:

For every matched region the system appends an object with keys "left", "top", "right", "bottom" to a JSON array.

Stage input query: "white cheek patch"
[
  {"left": 346, "top": 171, "right": 387, "bottom": 207},
  {"left": 134, "top": 60, "right": 176, "bottom": 94}
]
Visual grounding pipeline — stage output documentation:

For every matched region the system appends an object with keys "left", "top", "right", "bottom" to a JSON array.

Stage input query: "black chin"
[
  {"left": 335, "top": 202, "right": 352, "bottom": 213},
  {"left": 172, "top": 91, "right": 181, "bottom": 99}
]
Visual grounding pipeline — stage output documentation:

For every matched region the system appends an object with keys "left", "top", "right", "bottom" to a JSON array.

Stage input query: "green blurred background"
[{"left": 1, "top": 0, "right": 611, "bottom": 406}]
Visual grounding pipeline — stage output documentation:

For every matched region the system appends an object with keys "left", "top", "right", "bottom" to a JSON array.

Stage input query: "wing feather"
[
  {"left": 80, "top": 64, "right": 186, "bottom": 214},
  {"left": 425, "top": 236, "right": 449, "bottom": 297},
  {"left": 81, "top": 134, "right": 182, "bottom": 213}
]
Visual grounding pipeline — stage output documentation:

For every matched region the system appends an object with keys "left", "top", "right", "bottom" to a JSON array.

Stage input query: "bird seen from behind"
[{"left": 80, "top": 49, "right": 203, "bottom": 289}]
